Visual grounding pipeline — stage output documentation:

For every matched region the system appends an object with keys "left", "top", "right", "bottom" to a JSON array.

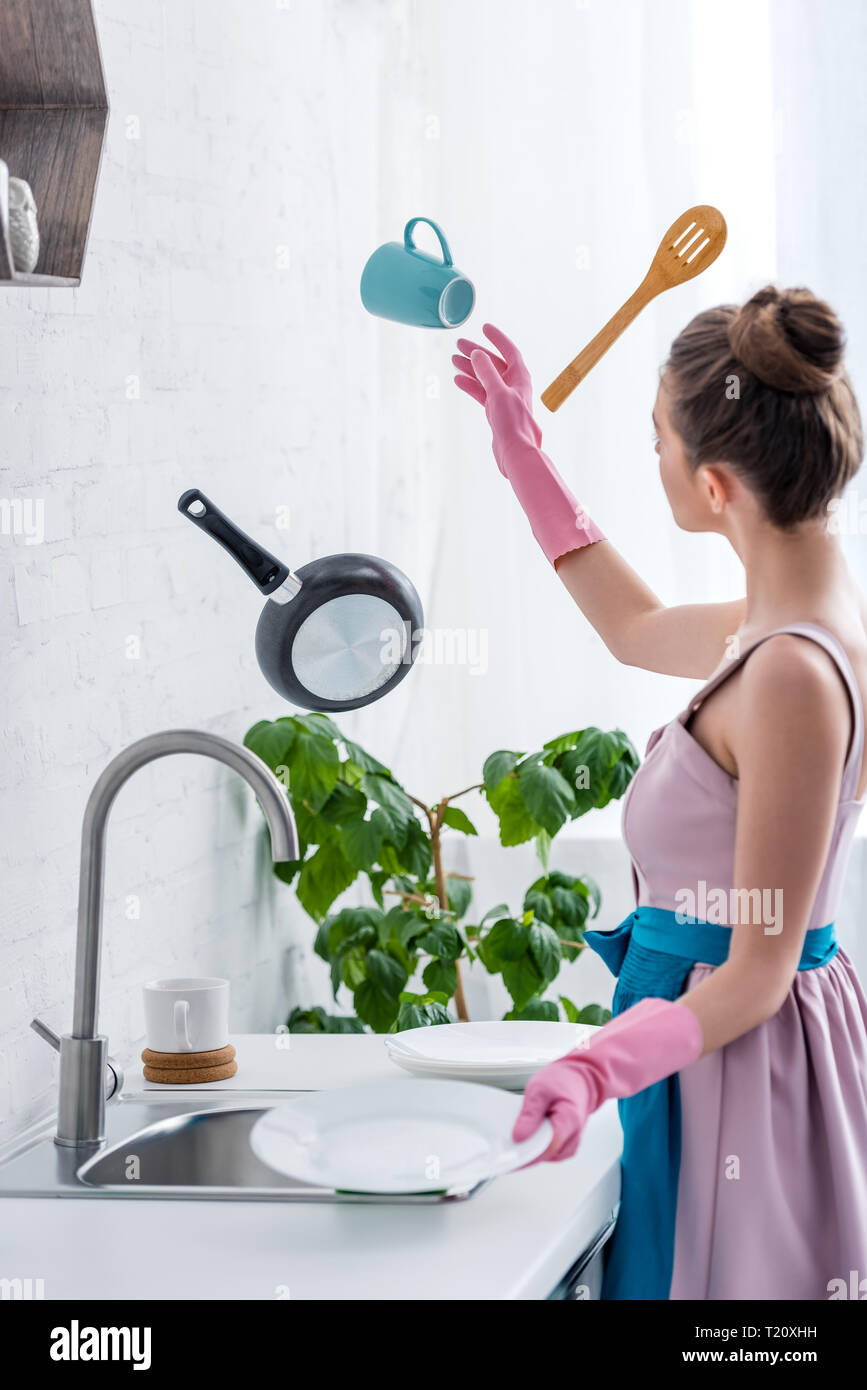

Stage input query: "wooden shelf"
[
  {"left": 0, "top": 272, "right": 80, "bottom": 288},
  {"left": 0, "top": 0, "right": 108, "bottom": 286}
]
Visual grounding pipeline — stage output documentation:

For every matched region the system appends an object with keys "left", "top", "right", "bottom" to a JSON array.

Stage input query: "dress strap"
[{"left": 684, "top": 621, "right": 865, "bottom": 802}]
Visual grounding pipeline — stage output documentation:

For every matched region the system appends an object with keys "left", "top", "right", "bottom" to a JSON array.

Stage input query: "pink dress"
[{"left": 620, "top": 622, "right": 867, "bottom": 1300}]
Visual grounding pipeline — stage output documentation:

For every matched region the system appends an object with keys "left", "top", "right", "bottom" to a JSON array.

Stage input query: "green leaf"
[
  {"left": 383, "top": 936, "right": 415, "bottom": 974},
  {"left": 325, "top": 1013, "right": 366, "bottom": 1034},
  {"left": 314, "top": 906, "right": 382, "bottom": 963},
  {"left": 518, "top": 760, "right": 576, "bottom": 837},
  {"left": 487, "top": 774, "right": 542, "bottom": 847},
  {"left": 340, "top": 815, "right": 386, "bottom": 870},
  {"left": 502, "top": 953, "right": 544, "bottom": 1011},
  {"left": 361, "top": 773, "right": 416, "bottom": 842},
  {"left": 558, "top": 994, "right": 581, "bottom": 1024},
  {"left": 535, "top": 828, "right": 551, "bottom": 870},
  {"left": 354, "top": 979, "right": 400, "bottom": 1033},
  {"left": 542, "top": 730, "right": 585, "bottom": 756},
  {"left": 395, "top": 999, "right": 452, "bottom": 1030},
  {"left": 504, "top": 997, "right": 559, "bottom": 1022},
  {"left": 418, "top": 921, "right": 463, "bottom": 961},
  {"left": 523, "top": 873, "right": 596, "bottom": 937},
  {"left": 551, "top": 884, "right": 589, "bottom": 929},
  {"left": 557, "top": 727, "right": 639, "bottom": 817},
  {"left": 577, "top": 1003, "right": 612, "bottom": 1026},
  {"left": 382, "top": 904, "right": 430, "bottom": 950},
  {"left": 377, "top": 841, "right": 407, "bottom": 876},
  {"left": 285, "top": 1006, "right": 364, "bottom": 1034},
  {"left": 340, "top": 947, "right": 368, "bottom": 990},
  {"left": 318, "top": 780, "right": 368, "bottom": 824},
  {"left": 478, "top": 903, "right": 510, "bottom": 928},
  {"left": 607, "top": 755, "right": 636, "bottom": 801},
  {"left": 244, "top": 718, "right": 297, "bottom": 771},
  {"left": 366, "top": 948, "right": 408, "bottom": 999},
  {"left": 482, "top": 917, "right": 529, "bottom": 969},
  {"left": 529, "top": 920, "right": 562, "bottom": 983},
  {"left": 482, "top": 749, "right": 521, "bottom": 790},
  {"left": 583, "top": 875, "right": 602, "bottom": 919},
  {"left": 293, "top": 712, "right": 341, "bottom": 741},
  {"left": 400, "top": 816, "right": 433, "bottom": 878},
  {"left": 445, "top": 875, "right": 472, "bottom": 921},
  {"left": 422, "top": 958, "right": 458, "bottom": 996},
  {"left": 557, "top": 749, "right": 596, "bottom": 815},
  {"left": 292, "top": 800, "right": 337, "bottom": 848},
  {"left": 523, "top": 888, "right": 552, "bottom": 924},
  {"left": 296, "top": 839, "right": 357, "bottom": 921},
  {"left": 342, "top": 739, "right": 389, "bottom": 776},
  {"left": 367, "top": 868, "right": 390, "bottom": 908},
  {"left": 439, "top": 806, "right": 478, "bottom": 835},
  {"left": 274, "top": 858, "right": 302, "bottom": 888},
  {"left": 290, "top": 733, "right": 340, "bottom": 811}
]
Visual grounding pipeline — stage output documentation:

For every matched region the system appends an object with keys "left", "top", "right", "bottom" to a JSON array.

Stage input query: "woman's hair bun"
[{"left": 727, "top": 285, "right": 844, "bottom": 394}]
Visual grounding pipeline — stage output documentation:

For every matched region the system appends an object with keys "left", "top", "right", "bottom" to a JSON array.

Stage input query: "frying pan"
[{"left": 178, "top": 489, "right": 424, "bottom": 711}]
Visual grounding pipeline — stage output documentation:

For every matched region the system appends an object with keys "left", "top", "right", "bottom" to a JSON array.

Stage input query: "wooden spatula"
[{"left": 541, "top": 205, "right": 727, "bottom": 412}]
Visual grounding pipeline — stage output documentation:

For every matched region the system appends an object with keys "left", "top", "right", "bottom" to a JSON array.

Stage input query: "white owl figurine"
[{"left": 8, "top": 177, "right": 40, "bottom": 274}]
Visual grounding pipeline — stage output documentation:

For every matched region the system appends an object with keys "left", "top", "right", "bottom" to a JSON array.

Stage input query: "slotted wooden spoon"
[{"left": 541, "top": 204, "right": 727, "bottom": 412}]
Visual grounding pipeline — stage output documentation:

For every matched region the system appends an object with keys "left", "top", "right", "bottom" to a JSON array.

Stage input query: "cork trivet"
[
  {"left": 141, "top": 1044, "right": 235, "bottom": 1069},
  {"left": 143, "top": 1058, "right": 238, "bottom": 1085}
]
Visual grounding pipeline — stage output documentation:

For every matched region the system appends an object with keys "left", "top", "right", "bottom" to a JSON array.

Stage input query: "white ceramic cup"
[{"left": 143, "top": 977, "right": 229, "bottom": 1054}]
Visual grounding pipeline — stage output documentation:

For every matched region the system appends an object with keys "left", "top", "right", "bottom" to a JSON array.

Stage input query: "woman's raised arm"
[{"left": 455, "top": 323, "right": 744, "bottom": 679}]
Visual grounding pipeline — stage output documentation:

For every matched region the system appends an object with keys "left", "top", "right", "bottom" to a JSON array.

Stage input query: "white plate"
[
  {"left": 249, "top": 1079, "right": 553, "bottom": 1193},
  {"left": 385, "top": 1020, "right": 595, "bottom": 1066},
  {"left": 384, "top": 1053, "right": 542, "bottom": 1090}
]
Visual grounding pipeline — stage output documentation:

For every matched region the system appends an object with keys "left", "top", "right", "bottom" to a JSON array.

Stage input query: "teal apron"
[{"left": 584, "top": 906, "right": 839, "bottom": 1300}]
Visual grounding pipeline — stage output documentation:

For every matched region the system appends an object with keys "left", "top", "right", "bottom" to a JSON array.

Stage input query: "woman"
[{"left": 453, "top": 288, "right": 867, "bottom": 1301}]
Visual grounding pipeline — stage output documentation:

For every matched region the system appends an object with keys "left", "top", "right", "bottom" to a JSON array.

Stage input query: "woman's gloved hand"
[
  {"left": 513, "top": 998, "right": 703, "bottom": 1162},
  {"left": 452, "top": 323, "right": 604, "bottom": 565},
  {"left": 453, "top": 324, "right": 541, "bottom": 459}
]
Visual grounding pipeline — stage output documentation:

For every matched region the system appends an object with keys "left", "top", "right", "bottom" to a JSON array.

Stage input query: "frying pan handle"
[{"left": 178, "top": 489, "right": 294, "bottom": 597}]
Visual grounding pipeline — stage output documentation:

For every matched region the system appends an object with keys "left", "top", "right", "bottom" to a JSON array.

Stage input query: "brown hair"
[{"left": 664, "top": 285, "right": 863, "bottom": 527}]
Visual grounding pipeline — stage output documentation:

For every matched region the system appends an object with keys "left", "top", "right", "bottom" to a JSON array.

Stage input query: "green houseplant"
[{"left": 244, "top": 714, "right": 639, "bottom": 1034}]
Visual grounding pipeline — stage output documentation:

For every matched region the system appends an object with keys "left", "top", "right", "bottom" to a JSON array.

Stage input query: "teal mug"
[{"left": 360, "top": 217, "right": 475, "bottom": 329}]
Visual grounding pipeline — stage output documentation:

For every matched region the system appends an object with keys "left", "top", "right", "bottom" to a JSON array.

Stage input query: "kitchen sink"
[{"left": 0, "top": 1094, "right": 487, "bottom": 1205}]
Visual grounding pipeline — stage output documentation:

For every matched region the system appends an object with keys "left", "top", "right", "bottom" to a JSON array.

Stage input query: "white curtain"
[
  {"left": 348, "top": 0, "right": 867, "bottom": 810},
  {"left": 334, "top": 0, "right": 867, "bottom": 1005}
]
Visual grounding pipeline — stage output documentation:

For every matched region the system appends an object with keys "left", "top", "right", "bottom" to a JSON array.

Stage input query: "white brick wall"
[{"left": 0, "top": 0, "right": 433, "bottom": 1141}]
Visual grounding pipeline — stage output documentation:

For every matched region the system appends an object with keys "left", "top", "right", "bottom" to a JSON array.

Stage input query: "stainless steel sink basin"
[
  {"left": 78, "top": 1105, "right": 320, "bottom": 1196},
  {"left": 0, "top": 1094, "right": 486, "bottom": 1205}
]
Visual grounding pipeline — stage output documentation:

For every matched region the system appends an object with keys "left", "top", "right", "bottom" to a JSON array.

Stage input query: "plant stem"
[
  {"left": 443, "top": 782, "right": 484, "bottom": 803},
  {"left": 427, "top": 801, "right": 470, "bottom": 1022},
  {"left": 383, "top": 888, "right": 435, "bottom": 908}
]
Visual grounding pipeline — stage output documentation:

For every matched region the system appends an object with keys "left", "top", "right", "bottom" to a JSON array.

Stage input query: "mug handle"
[
  {"left": 404, "top": 217, "right": 453, "bottom": 266},
  {"left": 173, "top": 999, "right": 192, "bottom": 1051}
]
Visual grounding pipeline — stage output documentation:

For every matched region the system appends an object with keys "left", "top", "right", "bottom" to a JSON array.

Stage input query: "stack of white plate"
[{"left": 384, "top": 1020, "right": 598, "bottom": 1089}]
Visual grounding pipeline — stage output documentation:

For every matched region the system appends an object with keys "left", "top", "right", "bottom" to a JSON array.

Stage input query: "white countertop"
[{"left": 0, "top": 1035, "right": 622, "bottom": 1301}]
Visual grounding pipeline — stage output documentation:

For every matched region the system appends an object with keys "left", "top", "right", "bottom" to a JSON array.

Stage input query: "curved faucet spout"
[
  {"left": 73, "top": 730, "right": 298, "bottom": 1039},
  {"left": 45, "top": 729, "right": 298, "bottom": 1147}
]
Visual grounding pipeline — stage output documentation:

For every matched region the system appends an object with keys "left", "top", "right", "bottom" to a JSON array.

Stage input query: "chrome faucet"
[{"left": 32, "top": 730, "right": 298, "bottom": 1148}]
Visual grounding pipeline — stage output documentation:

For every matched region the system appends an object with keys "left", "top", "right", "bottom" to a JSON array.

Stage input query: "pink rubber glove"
[
  {"left": 453, "top": 323, "right": 604, "bottom": 566},
  {"left": 513, "top": 998, "right": 703, "bottom": 1162},
  {"left": 453, "top": 324, "right": 542, "bottom": 451}
]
